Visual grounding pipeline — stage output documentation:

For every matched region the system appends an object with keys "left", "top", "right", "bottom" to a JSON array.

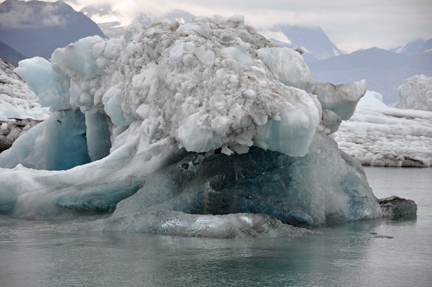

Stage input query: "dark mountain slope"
[
  {"left": 0, "top": 40, "right": 26, "bottom": 66},
  {"left": 0, "top": 0, "right": 106, "bottom": 59}
]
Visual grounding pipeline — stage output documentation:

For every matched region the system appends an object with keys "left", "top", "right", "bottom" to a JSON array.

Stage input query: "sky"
[{"left": 3, "top": 0, "right": 432, "bottom": 52}]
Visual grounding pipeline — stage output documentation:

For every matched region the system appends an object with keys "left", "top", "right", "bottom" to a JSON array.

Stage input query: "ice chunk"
[
  {"left": 15, "top": 57, "right": 71, "bottom": 111},
  {"left": 51, "top": 36, "right": 103, "bottom": 80},
  {"left": 394, "top": 75, "right": 432, "bottom": 111},
  {"left": 0, "top": 59, "right": 50, "bottom": 121},
  {"left": 356, "top": 90, "right": 388, "bottom": 108},
  {"left": 311, "top": 80, "right": 367, "bottom": 120},
  {"left": 193, "top": 46, "right": 215, "bottom": 66},
  {"left": 256, "top": 99, "right": 319, "bottom": 156},
  {"left": 176, "top": 22, "right": 212, "bottom": 39},
  {"left": 219, "top": 46, "right": 254, "bottom": 67},
  {"left": 0, "top": 110, "right": 90, "bottom": 170},
  {"left": 318, "top": 109, "right": 341, "bottom": 135},
  {"left": 0, "top": 59, "right": 50, "bottom": 151},
  {"left": 178, "top": 112, "right": 221, "bottom": 152},
  {"left": 257, "top": 47, "right": 315, "bottom": 91}
]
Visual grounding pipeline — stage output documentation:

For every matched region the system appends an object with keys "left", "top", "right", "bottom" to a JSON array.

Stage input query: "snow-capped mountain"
[
  {"left": 259, "top": 25, "right": 342, "bottom": 63},
  {"left": 390, "top": 38, "right": 432, "bottom": 55},
  {"left": 0, "top": 0, "right": 106, "bottom": 59}
]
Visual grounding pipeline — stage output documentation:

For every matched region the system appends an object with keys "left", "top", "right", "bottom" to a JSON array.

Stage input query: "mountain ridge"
[{"left": 0, "top": 0, "right": 106, "bottom": 60}]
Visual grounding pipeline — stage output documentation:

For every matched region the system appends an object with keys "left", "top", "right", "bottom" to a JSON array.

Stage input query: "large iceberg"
[{"left": 0, "top": 16, "right": 411, "bottom": 237}]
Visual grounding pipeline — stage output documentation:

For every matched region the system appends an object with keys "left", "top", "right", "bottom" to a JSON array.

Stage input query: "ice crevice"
[{"left": 0, "top": 15, "right": 415, "bottom": 237}]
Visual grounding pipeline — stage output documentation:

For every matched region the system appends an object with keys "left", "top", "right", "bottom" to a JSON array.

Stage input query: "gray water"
[{"left": 1, "top": 167, "right": 431, "bottom": 287}]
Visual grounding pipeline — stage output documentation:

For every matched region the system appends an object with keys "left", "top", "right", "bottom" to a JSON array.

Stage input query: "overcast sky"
[{"left": 6, "top": 0, "right": 432, "bottom": 52}]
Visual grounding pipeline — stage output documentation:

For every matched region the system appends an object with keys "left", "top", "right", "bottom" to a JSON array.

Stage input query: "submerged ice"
[{"left": 0, "top": 16, "right": 413, "bottom": 237}]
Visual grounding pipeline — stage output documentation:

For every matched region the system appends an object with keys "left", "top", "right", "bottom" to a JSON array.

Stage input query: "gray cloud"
[
  {"left": 80, "top": 3, "right": 114, "bottom": 17},
  {"left": 2, "top": 0, "right": 431, "bottom": 51},
  {"left": 125, "top": 0, "right": 432, "bottom": 51},
  {"left": 0, "top": 0, "right": 68, "bottom": 29}
]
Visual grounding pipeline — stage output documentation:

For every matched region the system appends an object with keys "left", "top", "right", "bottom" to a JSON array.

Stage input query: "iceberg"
[
  {"left": 394, "top": 75, "right": 432, "bottom": 111},
  {"left": 0, "top": 16, "right": 414, "bottom": 237},
  {"left": 333, "top": 91, "right": 432, "bottom": 167}
]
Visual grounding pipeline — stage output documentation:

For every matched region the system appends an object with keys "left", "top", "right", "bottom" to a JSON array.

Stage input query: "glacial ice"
[
  {"left": 0, "top": 59, "right": 50, "bottom": 152},
  {"left": 0, "top": 16, "right": 412, "bottom": 237},
  {"left": 333, "top": 90, "right": 432, "bottom": 167},
  {"left": 394, "top": 75, "right": 432, "bottom": 111}
]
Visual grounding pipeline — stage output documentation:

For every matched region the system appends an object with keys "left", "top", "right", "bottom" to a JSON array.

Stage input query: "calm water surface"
[{"left": 1, "top": 167, "right": 431, "bottom": 287}]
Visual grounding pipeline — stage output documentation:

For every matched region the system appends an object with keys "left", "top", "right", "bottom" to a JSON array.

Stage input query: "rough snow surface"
[
  {"left": 333, "top": 91, "right": 432, "bottom": 167},
  {"left": 12, "top": 16, "right": 323, "bottom": 157},
  {"left": 0, "top": 59, "right": 49, "bottom": 121},
  {"left": 394, "top": 75, "right": 432, "bottom": 111},
  {"left": 0, "top": 59, "right": 50, "bottom": 151}
]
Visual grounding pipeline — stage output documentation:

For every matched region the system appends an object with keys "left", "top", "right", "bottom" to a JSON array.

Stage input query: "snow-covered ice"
[
  {"left": 333, "top": 90, "right": 432, "bottom": 167},
  {"left": 0, "top": 16, "right": 413, "bottom": 237},
  {"left": 0, "top": 59, "right": 49, "bottom": 121},
  {"left": 0, "top": 59, "right": 50, "bottom": 151}
]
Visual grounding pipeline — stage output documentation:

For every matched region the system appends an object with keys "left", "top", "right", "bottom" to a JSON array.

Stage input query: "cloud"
[
  {"left": 124, "top": 0, "right": 432, "bottom": 50},
  {"left": 0, "top": 0, "right": 68, "bottom": 29},
  {"left": 2, "top": 0, "right": 431, "bottom": 51},
  {"left": 80, "top": 3, "right": 114, "bottom": 17}
]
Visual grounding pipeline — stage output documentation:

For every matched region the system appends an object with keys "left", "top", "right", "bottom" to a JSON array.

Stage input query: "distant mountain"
[
  {"left": 308, "top": 48, "right": 432, "bottom": 104},
  {"left": 390, "top": 38, "right": 432, "bottom": 55},
  {"left": 0, "top": 41, "right": 26, "bottom": 66},
  {"left": 259, "top": 25, "right": 342, "bottom": 63},
  {"left": 80, "top": 3, "right": 126, "bottom": 39},
  {"left": 420, "top": 39, "right": 432, "bottom": 54},
  {"left": 0, "top": 0, "right": 107, "bottom": 60}
]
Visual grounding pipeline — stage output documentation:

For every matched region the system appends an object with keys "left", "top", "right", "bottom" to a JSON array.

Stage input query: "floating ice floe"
[
  {"left": 0, "top": 16, "right": 414, "bottom": 237},
  {"left": 333, "top": 90, "right": 432, "bottom": 167}
]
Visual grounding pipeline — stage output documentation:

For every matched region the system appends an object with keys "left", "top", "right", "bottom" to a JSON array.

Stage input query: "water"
[{"left": 1, "top": 167, "right": 431, "bottom": 287}]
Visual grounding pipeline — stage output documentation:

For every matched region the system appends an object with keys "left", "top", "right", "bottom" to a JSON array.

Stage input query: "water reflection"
[{"left": 1, "top": 167, "right": 431, "bottom": 286}]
